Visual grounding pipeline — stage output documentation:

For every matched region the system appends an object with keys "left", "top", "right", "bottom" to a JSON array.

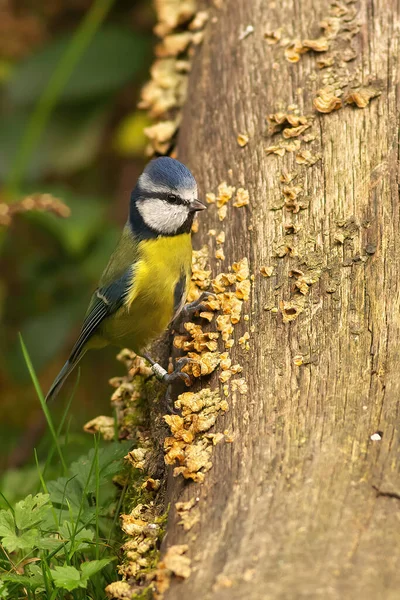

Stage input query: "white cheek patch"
[{"left": 137, "top": 199, "right": 190, "bottom": 234}]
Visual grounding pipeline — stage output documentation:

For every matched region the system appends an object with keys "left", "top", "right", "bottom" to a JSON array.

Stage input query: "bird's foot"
[
  {"left": 150, "top": 356, "right": 191, "bottom": 385},
  {"left": 172, "top": 292, "right": 217, "bottom": 333},
  {"left": 164, "top": 357, "right": 194, "bottom": 414},
  {"left": 180, "top": 292, "right": 217, "bottom": 320},
  {"left": 145, "top": 355, "right": 192, "bottom": 414},
  {"left": 164, "top": 384, "right": 179, "bottom": 415}
]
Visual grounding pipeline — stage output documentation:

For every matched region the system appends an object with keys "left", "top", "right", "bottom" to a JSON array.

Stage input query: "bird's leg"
[
  {"left": 172, "top": 292, "right": 217, "bottom": 332},
  {"left": 143, "top": 354, "right": 191, "bottom": 384},
  {"left": 143, "top": 354, "right": 193, "bottom": 414}
]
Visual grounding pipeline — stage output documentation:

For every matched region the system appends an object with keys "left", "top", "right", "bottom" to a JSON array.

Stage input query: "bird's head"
[{"left": 130, "top": 157, "right": 206, "bottom": 237}]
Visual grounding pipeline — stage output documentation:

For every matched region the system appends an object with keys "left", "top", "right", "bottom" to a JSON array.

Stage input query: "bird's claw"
[
  {"left": 162, "top": 357, "right": 192, "bottom": 385},
  {"left": 148, "top": 356, "right": 195, "bottom": 414},
  {"left": 179, "top": 292, "right": 217, "bottom": 322},
  {"left": 163, "top": 357, "right": 194, "bottom": 414},
  {"left": 165, "top": 385, "right": 179, "bottom": 414},
  {"left": 150, "top": 356, "right": 193, "bottom": 384}
]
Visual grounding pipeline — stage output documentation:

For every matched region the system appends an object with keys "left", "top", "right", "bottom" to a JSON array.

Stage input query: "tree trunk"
[{"left": 162, "top": 0, "right": 400, "bottom": 598}]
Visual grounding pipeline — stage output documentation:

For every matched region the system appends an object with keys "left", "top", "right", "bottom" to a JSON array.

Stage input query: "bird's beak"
[{"left": 190, "top": 199, "right": 207, "bottom": 212}]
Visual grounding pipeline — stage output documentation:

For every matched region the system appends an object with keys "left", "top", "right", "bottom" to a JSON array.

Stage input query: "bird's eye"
[{"left": 167, "top": 194, "right": 180, "bottom": 204}]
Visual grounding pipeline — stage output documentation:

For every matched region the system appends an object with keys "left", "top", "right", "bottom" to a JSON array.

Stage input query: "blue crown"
[{"left": 143, "top": 157, "right": 196, "bottom": 191}]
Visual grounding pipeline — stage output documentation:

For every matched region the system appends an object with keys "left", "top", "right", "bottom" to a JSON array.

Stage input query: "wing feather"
[
  {"left": 69, "top": 300, "right": 109, "bottom": 362},
  {"left": 69, "top": 268, "right": 133, "bottom": 362},
  {"left": 46, "top": 226, "right": 140, "bottom": 403}
]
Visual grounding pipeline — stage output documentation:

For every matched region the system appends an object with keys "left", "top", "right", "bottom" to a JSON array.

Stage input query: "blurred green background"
[{"left": 0, "top": 0, "right": 155, "bottom": 478}]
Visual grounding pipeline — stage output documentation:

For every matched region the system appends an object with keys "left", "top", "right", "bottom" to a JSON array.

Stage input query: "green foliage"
[
  {"left": 5, "top": 0, "right": 119, "bottom": 198},
  {"left": 8, "top": 26, "right": 150, "bottom": 107},
  {"left": 0, "top": 105, "right": 109, "bottom": 181},
  {"left": 0, "top": 0, "right": 152, "bottom": 391},
  {"left": 0, "top": 493, "right": 51, "bottom": 552},
  {"left": 50, "top": 566, "right": 85, "bottom": 592},
  {"left": 2, "top": 186, "right": 120, "bottom": 380},
  {"left": 0, "top": 0, "right": 152, "bottom": 495},
  {"left": 0, "top": 442, "right": 129, "bottom": 599},
  {"left": 0, "top": 344, "right": 131, "bottom": 599},
  {"left": 14, "top": 493, "right": 51, "bottom": 530},
  {"left": 51, "top": 559, "right": 114, "bottom": 592}
]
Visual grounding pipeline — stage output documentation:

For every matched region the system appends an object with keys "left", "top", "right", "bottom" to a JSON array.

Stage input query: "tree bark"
[{"left": 162, "top": 0, "right": 400, "bottom": 598}]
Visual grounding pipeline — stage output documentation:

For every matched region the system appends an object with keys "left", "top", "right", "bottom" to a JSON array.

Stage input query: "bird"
[{"left": 45, "top": 156, "right": 209, "bottom": 404}]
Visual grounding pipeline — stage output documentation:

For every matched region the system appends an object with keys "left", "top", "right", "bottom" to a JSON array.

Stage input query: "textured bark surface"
[{"left": 163, "top": 1, "right": 400, "bottom": 598}]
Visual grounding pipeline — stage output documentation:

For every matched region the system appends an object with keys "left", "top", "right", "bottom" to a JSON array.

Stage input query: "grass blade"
[
  {"left": 6, "top": 0, "right": 116, "bottom": 198},
  {"left": 40, "top": 370, "right": 80, "bottom": 482},
  {"left": 34, "top": 449, "right": 59, "bottom": 528},
  {"left": 19, "top": 334, "right": 67, "bottom": 473},
  {"left": 94, "top": 436, "right": 100, "bottom": 561}
]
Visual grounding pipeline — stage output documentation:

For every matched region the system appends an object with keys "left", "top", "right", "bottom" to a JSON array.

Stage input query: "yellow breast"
[
  {"left": 103, "top": 233, "right": 192, "bottom": 353},
  {"left": 127, "top": 233, "right": 192, "bottom": 308}
]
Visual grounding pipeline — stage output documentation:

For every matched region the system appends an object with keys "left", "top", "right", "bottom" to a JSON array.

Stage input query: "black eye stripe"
[
  {"left": 167, "top": 194, "right": 185, "bottom": 205},
  {"left": 139, "top": 190, "right": 187, "bottom": 204}
]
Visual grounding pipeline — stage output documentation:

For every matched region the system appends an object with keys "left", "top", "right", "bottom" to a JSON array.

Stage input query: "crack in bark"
[{"left": 372, "top": 485, "right": 400, "bottom": 501}]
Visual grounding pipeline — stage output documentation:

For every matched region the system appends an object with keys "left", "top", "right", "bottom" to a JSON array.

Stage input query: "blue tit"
[{"left": 45, "top": 156, "right": 207, "bottom": 403}]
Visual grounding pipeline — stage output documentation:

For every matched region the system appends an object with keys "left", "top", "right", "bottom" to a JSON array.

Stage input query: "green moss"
[
  {"left": 131, "top": 585, "right": 154, "bottom": 600},
  {"left": 106, "top": 352, "right": 170, "bottom": 598}
]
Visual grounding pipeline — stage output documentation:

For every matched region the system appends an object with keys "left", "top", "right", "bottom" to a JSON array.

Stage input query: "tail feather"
[{"left": 45, "top": 351, "right": 85, "bottom": 403}]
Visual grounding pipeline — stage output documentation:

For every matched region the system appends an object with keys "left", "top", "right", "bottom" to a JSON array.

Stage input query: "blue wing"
[
  {"left": 45, "top": 267, "right": 133, "bottom": 403},
  {"left": 69, "top": 268, "right": 133, "bottom": 362},
  {"left": 46, "top": 225, "right": 140, "bottom": 403}
]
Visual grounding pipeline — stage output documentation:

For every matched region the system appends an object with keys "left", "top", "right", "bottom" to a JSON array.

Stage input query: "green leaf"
[
  {"left": 70, "top": 442, "right": 130, "bottom": 493},
  {"left": 27, "top": 564, "right": 45, "bottom": 592},
  {"left": 50, "top": 565, "right": 86, "bottom": 592},
  {"left": 0, "top": 580, "right": 9, "bottom": 599},
  {"left": 14, "top": 493, "right": 51, "bottom": 530},
  {"left": 0, "top": 511, "right": 14, "bottom": 537},
  {"left": 37, "top": 536, "right": 64, "bottom": 550},
  {"left": 1, "top": 570, "right": 43, "bottom": 592},
  {"left": 47, "top": 476, "right": 83, "bottom": 509},
  {"left": 59, "top": 521, "right": 94, "bottom": 541},
  {"left": 50, "top": 559, "right": 114, "bottom": 592},
  {"left": 1, "top": 527, "right": 39, "bottom": 553},
  {"left": 80, "top": 558, "right": 114, "bottom": 583},
  {"left": 46, "top": 443, "right": 129, "bottom": 530},
  {"left": 1, "top": 574, "right": 32, "bottom": 587},
  {"left": 58, "top": 521, "right": 94, "bottom": 556},
  {"left": 8, "top": 26, "right": 150, "bottom": 107}
]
